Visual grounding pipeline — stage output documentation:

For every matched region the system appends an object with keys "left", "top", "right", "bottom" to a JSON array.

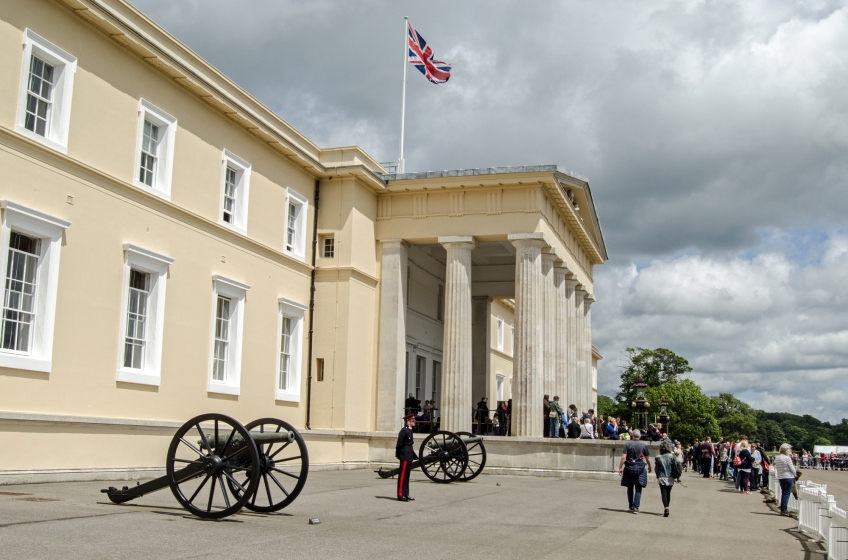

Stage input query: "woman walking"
[
  {"left": 737, "top": 440, "right": 753, "bottom": 494},
  {"left": 774, "top": 443, "right": 797, "bottom": 515},
  {"left": 618, "top": 429, "right": 651, "bottom": 513},
  {"left": 654, "top": 441, "right": 678, "bottom": 517}
]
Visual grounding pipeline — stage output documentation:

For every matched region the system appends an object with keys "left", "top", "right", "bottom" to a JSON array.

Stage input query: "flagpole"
[{"left": 398, "top": 16, "right": 408, "bottom": 175}]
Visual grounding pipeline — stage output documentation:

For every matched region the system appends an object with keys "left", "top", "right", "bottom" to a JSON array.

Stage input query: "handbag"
[
  {"left": 733, "top": 456, "right": 742, "bottom": 467},
  {"left": 549, "top": 411, "right": 558, "bottom": 418}
]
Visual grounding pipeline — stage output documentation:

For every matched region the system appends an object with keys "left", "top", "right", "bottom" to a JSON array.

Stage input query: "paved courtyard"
[{"left": 0, "top": 469, "right": 820, "bottom": 559}]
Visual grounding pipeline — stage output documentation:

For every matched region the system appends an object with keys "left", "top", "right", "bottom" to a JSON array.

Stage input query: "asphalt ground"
[
  {"left": 0, "top": 469, "right": 820, "bottom": 560},
  {"left": 797, "top": 468, "right": 848, "bottom": 505}
]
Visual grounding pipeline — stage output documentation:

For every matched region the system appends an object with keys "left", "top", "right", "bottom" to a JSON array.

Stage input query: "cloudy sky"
[{"left": 130, "top": 0, "right": 848, "bottom": 422}]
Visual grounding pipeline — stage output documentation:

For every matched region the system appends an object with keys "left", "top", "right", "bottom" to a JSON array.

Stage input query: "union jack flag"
[{"left": 407, "top": 20, "right": 451, "bottom": 84}]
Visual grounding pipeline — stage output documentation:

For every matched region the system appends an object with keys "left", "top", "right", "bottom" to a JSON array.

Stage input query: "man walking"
[
  {"left": 619, "top": 429, "right": 652, "bottom": 513},
  {"left": 549, "top": 396, "right": 563, "bottom": 438},
  {"left": 700, "top": 437, "right": 715, "bottom": 478}
]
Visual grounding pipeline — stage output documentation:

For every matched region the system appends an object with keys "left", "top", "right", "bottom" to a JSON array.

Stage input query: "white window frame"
[
  {"left": 496, "top": 374, "right": 505, "bottom": 402},
  {"left": 496, "top": 316, "right": 504, "bottom": 351},
  {"left": 219, "top": 150, "right": 251, "bottom": 234},
  {"left": 276, "top": 298, "right": 306, "bottom": 402},
  {"left": 116, "top": 244, "right": 173, "bottom": 386},
  {"left": 0, "top": 201, "right": 70, "bottom": 372},
  {"left": 15, "top": 29, "right": 77, "bottom": 154},
  {"left": 133, "top": 99, "right": 177, "bottom": 200},
  {"left": 207, "top": 275, "right": 249, "bottom": 395},
  {"left": 510, "top": 324, "right": 515, "bottom": 356},
  {"left": 283, "top": 188, "right": 308, "bottom": 260}
]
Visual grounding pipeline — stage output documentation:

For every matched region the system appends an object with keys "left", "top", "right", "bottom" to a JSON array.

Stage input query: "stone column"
[
  {"left": 438, "top": 236, "right": 476, "bottom": 433},
  {"left": 564, "top": 274, "right": 578, "bottom": 407},
  {"left": 376, "top": 239, "right": 408, "bottom": 431},
  {"left": 574, "top": 286, "right": 586, "bottom": 412},
  {"left": 584, "top": 293, "right": 595, "bottom": 411},
  {"left": 541, "top": 251, "right": 557, "bottom": 398},
  {"left": 553, "top": 264, "right": 569, "bottom": 400},
  {"left": 508, "top": 233, "right": 545, "bottom": 437}
]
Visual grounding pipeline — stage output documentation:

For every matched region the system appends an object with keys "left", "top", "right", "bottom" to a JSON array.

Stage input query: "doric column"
[
  {"left": 574, "top": 286, "right": 586, "bottom": 412},
  {"left": 508, "top": 233, "right": 546, "bottom": 437},
  {"left": 541, "top": 251, "right": 557, "bottom": 398},
  {"left": 584, "top": 293, "right": 595, "bottom": 411},
  {"left": 438, "top": 236, "right": 476, "bottom": 433},
  {"left": 553, "top": 264, "right": 569, "bottom": 400},
  {"left": 376, "top": 239, "right": 408, "bottom": 431},
  {"left": 564, "top": 274, "right": 578, "bottom": 407}
]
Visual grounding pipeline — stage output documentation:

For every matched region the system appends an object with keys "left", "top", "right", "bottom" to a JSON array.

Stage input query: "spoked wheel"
[
  {"left": 226, "top": 418, "right": 309, "bottom": 512},
  {"left": 418, "top": 431, "right": 468, "bottom": 483},
  {"left": 166, "top": 413, "right": 261, "bottom": 519},
  {"left": 455, "top": 432, "right": 487, "bottom": 482}
]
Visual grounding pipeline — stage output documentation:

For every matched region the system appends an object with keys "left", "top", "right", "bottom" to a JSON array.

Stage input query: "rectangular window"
[
  {"left": 510, "top": 324, "right": 515, "bottom": 356},
  {"left": 116, "top": 244, "right": 173, "bottom": 386},
  {"left": 496, "top": 374, "right": 505, "bottom": 402},
  {"left": 222, "top": 167, "right": 237, "bottom": 224},
  {"left": 2, "top": 232, "right": 41, "bottom": 353},
  {"left": 123, "top": 269, "right": 150, "bottom": 370},
  {"left": 286, "top": 203, "right": 297, "bottom": 252},
  {"left": 219, "top": 150, "right": 251, "bottom": 233},
  {"left": 24, "top": 57, "right": 53, "bottom": 138},
  {"left": 0, "top": 201, "right": 70, "bottom": 373},
  {"left": 208, "top": 275, "right": 249, "bottom": 395},
  {"left": 16, "top": 30, "right": 77, "bottom": 153},
  {"left": 138, "top": 120, "right": 159, "bottom": 187},
  {"left": 279, "top": 315, "right": 292, "bottom": 391},
  {"left": 431, "top": 361, "right": 441, "bottom": 409},
  {"left": 212, "top": 295, "right": 230, "bottom": 381},
  {"left": 497, "top": 316, "right": 504, "bottom": 351},
  {"left": 316, "top": 358, "right": 324, "bottom": 382},
  {"left": 322, "top": 237, "right": 334, "bottom": 258},
  {"left": 415, "top": 356, "right": 425, "bottom": 400},
  {"left": 133, "top": 99, "right": 177, "bottom": 200},
  {"left": 437, "top": 284, "right": 444, "bottom": 321}
]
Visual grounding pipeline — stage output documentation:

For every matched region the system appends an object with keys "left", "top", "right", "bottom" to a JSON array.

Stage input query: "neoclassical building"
[{"left": 0, "top": 0, "right": 606, "bottom": 480}]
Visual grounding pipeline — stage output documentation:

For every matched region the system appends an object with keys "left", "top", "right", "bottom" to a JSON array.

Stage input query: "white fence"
[{"left": 770, "top": 467, "right": 847, "bottom": 559}]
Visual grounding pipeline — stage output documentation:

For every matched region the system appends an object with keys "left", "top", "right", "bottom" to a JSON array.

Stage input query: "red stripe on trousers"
[{"left": 398, "top": 460, "right": 407, "bottom": 498}]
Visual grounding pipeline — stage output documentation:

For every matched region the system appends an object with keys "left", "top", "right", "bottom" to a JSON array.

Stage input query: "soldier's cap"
[{"left": 402, "top": 414, "right": 415, "bottom": 421}]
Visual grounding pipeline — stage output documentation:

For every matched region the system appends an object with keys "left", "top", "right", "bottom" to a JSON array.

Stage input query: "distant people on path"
[
  {"left": 700, "top": 437, "right": 715, "bottom": 478},
  {"left": 619, "top": 429, "right": 651, "bottom": 514},
  {"left": 654, "top": 441, "right": 680, "bottom": 517},
  {"left": 736, "top": 439, "right": 754, "bottom": 494}
]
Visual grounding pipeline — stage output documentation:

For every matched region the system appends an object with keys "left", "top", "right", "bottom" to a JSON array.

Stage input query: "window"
[
  {"left": 207, "top": 275, "right": 249, "bottom": 395},
  {"left": 283, "top": 189, "right": 307, "bottom": 259},
  {"left": 496, "top": 374, "right": 505, "bottom": 402},
  {"left": 277, "top": 298, "right": 307, "bottom": 401},
  {"left": 316, "top": 358, "right": 324, "bottom": 382},
  {"left": 437, "top": 284, "right": 444, "bottom": 321},
  {"left": 16, "top": 29, "right": 77, "bottom": 153},
  {"left": 219, "top": 150, "right": 251, "bottom": 233},
  {"left": 116, "top": 244, "right": 173, "bottom": 385},
  {"left": 133, "top": 99, "right": 177, "bottom": 200},
  {"left": 0, "top": 201, "right": 70, "bottom": 372},
  {"left": 497, "top": 316, "right": 504, "bottom": 351},
  {"left": 510, "top": 324, "right": 515, "bottom": 356},
  {"left": 431, "top": 361, "right": 441, "bottom": 410},
  {"left": 322, "top": 237, "right": 335, "bottom": 258},
  {"left": 415, "top": 356, "right": 425, "bottom": 400}
]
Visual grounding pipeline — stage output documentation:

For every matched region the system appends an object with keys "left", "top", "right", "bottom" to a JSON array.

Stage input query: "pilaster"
[{"left": 376, "top": 239, "right": 409, "bottom": 431}]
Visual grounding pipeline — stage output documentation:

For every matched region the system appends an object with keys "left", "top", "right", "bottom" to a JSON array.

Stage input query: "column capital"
[
  {"left": 509, "top": 232, "right": 546, "bottom": 249},
  {"left": 554, "top": 262, "right": 570, "bottom": 278},
  {"left": 438, "top": 235, "right": 477, "bottom": 248},
  {"left": 584, "top": 293, "right": 596, "bottom": 303},
  {"left": 541, "top": 251, "right": 559, "bottom": 264},
  {"left": 575, "top": 285, "right": 588, "bottom": 296},
  {"left": 379, "top": 238, "right": 410, "bottom": 248}
]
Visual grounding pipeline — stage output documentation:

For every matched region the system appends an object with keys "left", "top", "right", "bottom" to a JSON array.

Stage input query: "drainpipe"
[{"left": 305, "top": 179, "right": 320, "bottom": 429}]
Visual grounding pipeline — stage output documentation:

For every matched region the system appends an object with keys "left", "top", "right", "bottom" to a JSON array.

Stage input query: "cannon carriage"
[
  {"left": 376, "top": 430, "right": 487, "bottom": 483},
  {"left": 102, "top": 413, "right": 309, "bottom": 519}
]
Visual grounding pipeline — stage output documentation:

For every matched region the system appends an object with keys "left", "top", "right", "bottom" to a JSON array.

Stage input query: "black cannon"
[
  {"left": 102, "top": 413, "right": 309, "bottom": 519},
  {"left": 377, "top": 430, "right": 487, "bottom": 483}
]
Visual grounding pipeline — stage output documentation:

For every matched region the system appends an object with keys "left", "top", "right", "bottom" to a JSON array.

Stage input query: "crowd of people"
[
  {"left": 618, "top": 432, "right": 802, "bottom": 517},
  {"left": 793, "top": 450, "right": 848, "bottom": 470}
]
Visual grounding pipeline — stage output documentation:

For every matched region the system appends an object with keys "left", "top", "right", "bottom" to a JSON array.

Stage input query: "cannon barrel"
[
  {"left": 425, "top": 435, "right": 483, "bottom": 450},
  {"left": 198, "top": 430, "right": 295, "bottom": 448}
]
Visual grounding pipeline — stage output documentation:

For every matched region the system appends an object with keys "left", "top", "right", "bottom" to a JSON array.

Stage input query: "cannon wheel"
[
  {"left": 455, "top": 432, "right": 487, "bottom": 482},
  {"left": 226, "top": 418, "right": 310, "bottom": 513},
  {"left": 418, "top": 431, "right": 468, "bottom": 484},
  {"left": 166, "top": 413, "right": 261, "bottom": 520}
]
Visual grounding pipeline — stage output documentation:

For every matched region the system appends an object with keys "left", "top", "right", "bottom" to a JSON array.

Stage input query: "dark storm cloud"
[{"left": 129, "top": 0, "right": 848, "bottom": 421}]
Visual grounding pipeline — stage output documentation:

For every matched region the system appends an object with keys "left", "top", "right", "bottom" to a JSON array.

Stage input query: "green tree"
[
  {"left": 813, "top": 436, "right": 833, "bottom": 447},
  {"left": 712, "top": 393, "right": 758, "bottom": 440},
  {"left": 617, "top": 347, "right": 693, "bottom": 406},
  {"left": 646, "top": 379, "right": 720, "bottom": 444},
  {"left": 784, "top": 426, "right": 810, "bottom": 450},
  {"left": 757, "top": 420, "right": 786, "bottom": 451},
  {"left": 597, "top": 395, "right": 616, "bottom": 418}
]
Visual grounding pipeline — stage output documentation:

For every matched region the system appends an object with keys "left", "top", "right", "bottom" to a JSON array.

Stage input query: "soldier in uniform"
[{"left": 396, "top": 414, "right": 418, "bottom": 502}]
